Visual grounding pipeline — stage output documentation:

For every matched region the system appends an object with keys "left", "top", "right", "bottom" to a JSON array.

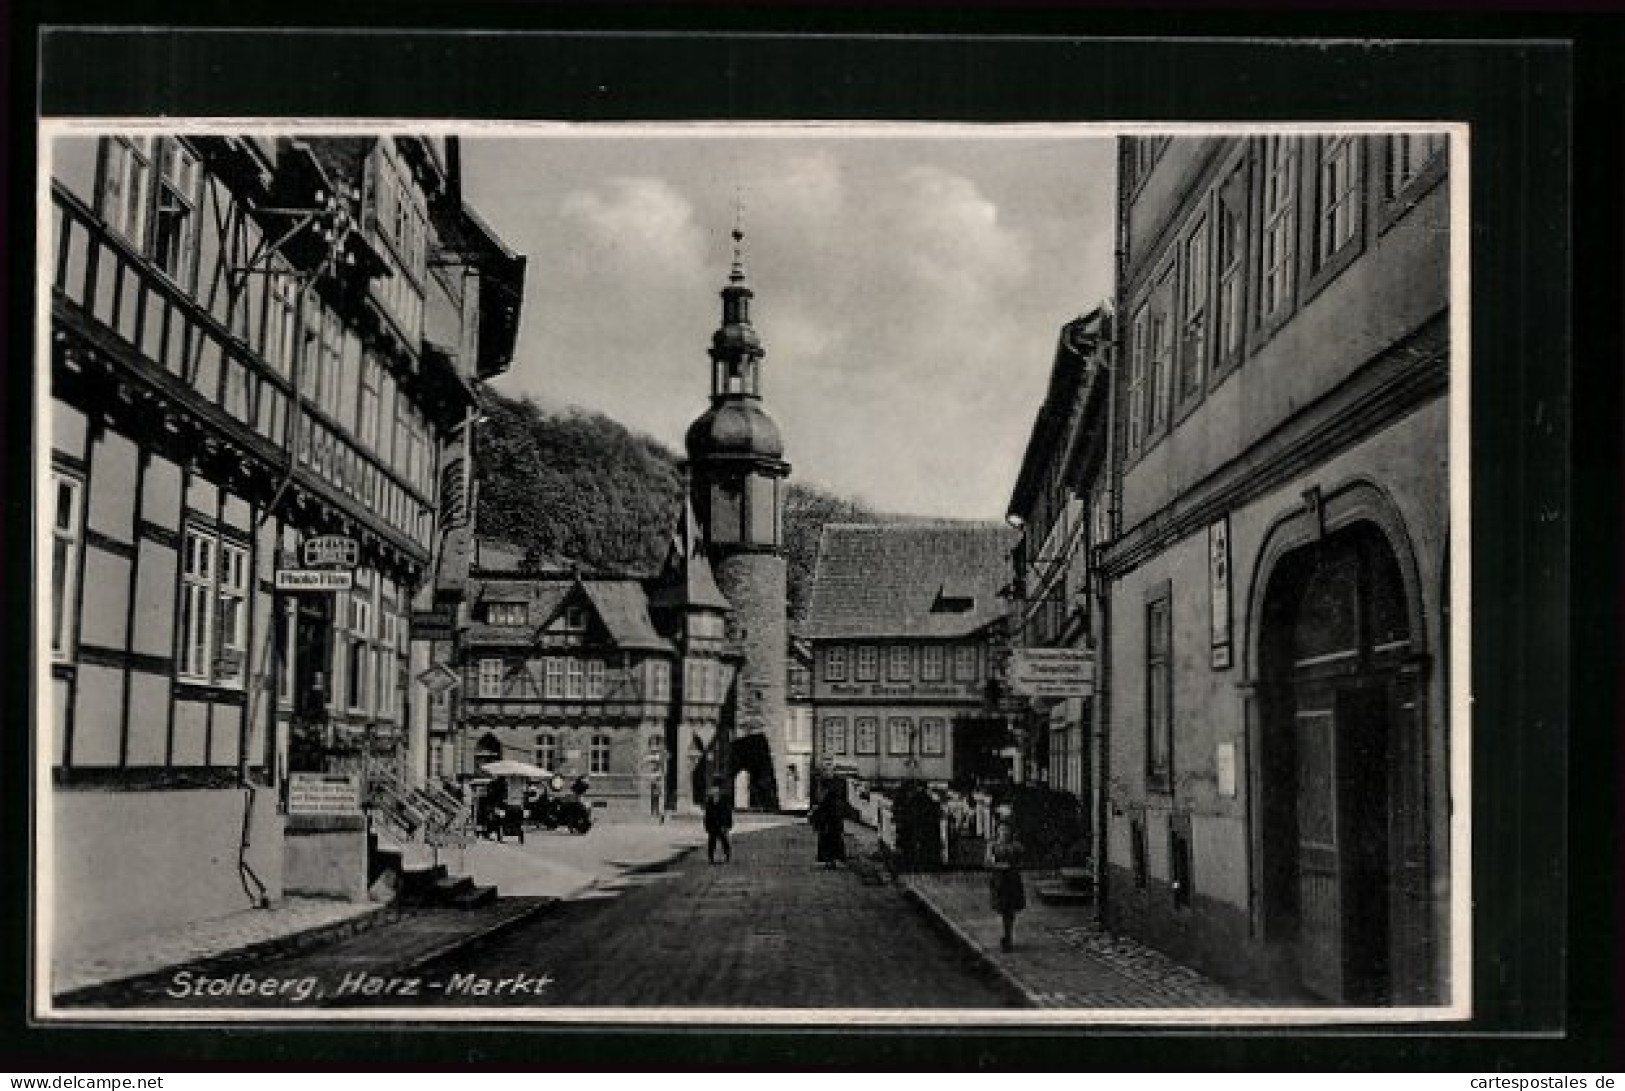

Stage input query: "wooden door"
[{"left": 1293, "top": 699, "right": 1345, "bottom": 1001}]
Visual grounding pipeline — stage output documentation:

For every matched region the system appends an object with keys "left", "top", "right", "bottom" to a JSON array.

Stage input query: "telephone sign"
[{"left": 302, "top": 535, "right": 359, "bottom": 570}]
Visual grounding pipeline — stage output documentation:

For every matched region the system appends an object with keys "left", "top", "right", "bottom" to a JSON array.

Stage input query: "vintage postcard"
[{"left": 36, "top": 106, "right": 1469, "bottom": 1023}]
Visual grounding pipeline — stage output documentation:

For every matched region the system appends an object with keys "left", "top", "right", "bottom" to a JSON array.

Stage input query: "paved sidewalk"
[
  {"left": 53, "top": 897, "right": 395, "bottom": 999},
  {"left": 900, "top": 870, "right": 1265, "bottom": 1009}
]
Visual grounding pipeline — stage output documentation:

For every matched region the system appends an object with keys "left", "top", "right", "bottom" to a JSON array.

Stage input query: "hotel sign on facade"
[
  {"left": 823, "top": 680, "right": 982, "bottom": 700},
  {"left": 1006, "top": 648, "right": 1095, "bottom": 698}
]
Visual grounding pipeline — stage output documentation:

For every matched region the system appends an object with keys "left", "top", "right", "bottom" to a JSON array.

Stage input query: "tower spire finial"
[{"left": 730, "top": 186, "right": 747, "bottom": 283}]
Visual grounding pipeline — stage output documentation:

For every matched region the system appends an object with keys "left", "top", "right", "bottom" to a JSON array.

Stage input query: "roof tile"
[{"left": 804, "top": 521, "right": 1017, "bottom": 640}]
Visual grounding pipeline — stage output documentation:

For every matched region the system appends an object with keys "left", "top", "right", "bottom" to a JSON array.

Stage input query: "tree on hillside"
[{"left": 472, "top": 389, "right": 889, "bottom": 609}]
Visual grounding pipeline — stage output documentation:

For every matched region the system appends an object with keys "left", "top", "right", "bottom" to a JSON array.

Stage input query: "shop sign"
[
  {"left": 416, "top": 663, "right": 460, "bottom": 694},
  {"left": 411, "top": 609, "right": 457, "bottom": 642},
  {"left": 1209, "top": 516, "right": 1234, "bottom": 669},
  {"left": 1007, "top": 648, "right": 1095, "bottom": 698},
  {"left": 824, "top": 681, "right": 977, "bottom": 699},
  {"left": 288, "top": 772, "right": 361, "bottom": 816},
  {"left": 302, "top": 535, "right": 359, "bottom": 570},
  {"left": 275, "top": 569, "right": 353, "bottom": 592}
]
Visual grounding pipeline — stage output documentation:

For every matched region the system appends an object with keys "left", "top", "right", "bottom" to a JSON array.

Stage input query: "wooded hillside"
[{"left": 472, "top": 390, "right": 884, "bottom": 620}]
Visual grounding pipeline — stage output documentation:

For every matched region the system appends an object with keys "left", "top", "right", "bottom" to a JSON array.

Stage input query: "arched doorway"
[
  {"left": 1256, "top": 521, "right": 1426, "bottom": 1005},
  {"left": 474, "top": 733, "right": 502, "bottom": 769},
  {"left": 730, "top": 732, "right": 780, "bottom": 811}
]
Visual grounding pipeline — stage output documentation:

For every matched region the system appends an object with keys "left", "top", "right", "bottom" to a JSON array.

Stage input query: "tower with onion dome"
[{"left": 683, "top": 220, "right": 790, "bottom": 809}]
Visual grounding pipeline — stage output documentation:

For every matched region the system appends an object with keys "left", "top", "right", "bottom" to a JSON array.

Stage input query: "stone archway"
[{"left": 1242, "top": 480, "right": 1442, "bottom": 1005}]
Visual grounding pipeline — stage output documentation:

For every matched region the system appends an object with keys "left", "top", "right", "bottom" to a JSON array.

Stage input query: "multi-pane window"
[
  {"left": 1316, "top": 136, "right": 1359, "bottom": 265},
  {"left": 855, "top": 645, "right": 878, "bottom": 681},
  {"left": 1126, "top": 305, "right": 1149, "bottom": 451},
  {"left": 886, "top": 645, "right": 912, "bottom": 681},
  {"left": 1124, "top": 136, "right": 1168, "bottom": 193},
  {"left": 358, "top": 355, "right": 383, "bottom": 449},
  {"left": 347, "top": 591, "right": 373, "bottom": 713},
  {"left": 544, "top": 657, "right": 564, "bottom": 698},
  {"left": 278, "top": 600, "right": 297, "bottom": 707},
  {"left": 177, "top": 528, "right": 247, "bottom": 687},
  {"left": 1260, "top": 137, "right": 1298, "bottom": 322},
  {"left": 920, "top": 717, "right": 947, "bottom": 757},
  {"left": 534, "top": 733, "right": 557, "bottom": 771},
  {"left": 566, "top": 657, "right": 585, "bottom": 699},
  {"left": 920, "top": 645, "right": 945, "bottom": 682},
  {"left": 1215, "top": 186, "right": 1247, "bottom": 362},
  {"left": 1147, "top": 268, "right": 1175, "bottom": 434},
  {"left": 590, "top": 734, "right": 612, "bottom": 775},
  {"left": 888, "top": 716, "right": 914, "bottom": 756},
  {"left": 821, "top": 717, "right": 848, "bottom": 756},
  {"left": 215, "top": 543, "right": 248, "bottom": 687},
  {"left": 377, "top": 613, "right": 400, "bottom": 718},
  {"left": 1386, "top": 133, "right": 1446, "bottom": 198},
  {"left": 953, "top": 645, "right": 978, "bottom": 681},
  {"left": 102, "top": 136, "right": 153, "bottom": 248},
  {"left": 824, "top": 646, "right": 848, "bottom": 681},
  {"left": 854, "top": 716, "right": 879, "bottom": 755},
  {"left": 478, "top": 658, "right": 504, "bottom": 699},
  {"left": 263, "top": 273, "right": 299, "bottom": 379},
  {"left": 648, "top": 660, "right": 671, "bottom": 701},
  {"left": 153, "top": 140, "right": 201, "bottom": 286},
  {"left": 50, "top": 474, "right": 83, "bottom": 659},
  {"left": 586, "top": 659, "right": 606, "bottom": 700},
  {"left": 1178, "top": 216, "right": 1209, "bottom": 401},
  {"left": 1146, "top": 592, "right": 1173, "bottom": 787},
  {"left": 486, "top": 602, "right": 527, "bottom": 626}
]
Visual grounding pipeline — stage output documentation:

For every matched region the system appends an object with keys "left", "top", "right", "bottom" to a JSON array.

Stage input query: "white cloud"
[
  {"left": 466, "top": 134, "right": 1115, "bottom": 520},
  {"left": 559, "top": 176, "right": 705, "bottom": 277}
]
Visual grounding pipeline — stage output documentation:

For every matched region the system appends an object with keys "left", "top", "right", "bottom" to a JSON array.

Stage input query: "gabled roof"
[
  {"left": 803, "top": 522, "right": 1018, "bottom": 640},
  {"left": 578, "top": 580, "right": 675, "bottom": 652},
  {"left": 464, "top": 574, "right": 673, "bottom": 653}
]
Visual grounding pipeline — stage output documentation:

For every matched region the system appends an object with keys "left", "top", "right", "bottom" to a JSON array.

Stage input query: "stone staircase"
[{"left": 366, "top": 762, "right": 497, "bottom": 910}]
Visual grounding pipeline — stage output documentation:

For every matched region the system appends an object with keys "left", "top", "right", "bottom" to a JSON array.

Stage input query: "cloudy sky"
[{"left": 461, "top": 127, "right": 1116, "bottom": 521}]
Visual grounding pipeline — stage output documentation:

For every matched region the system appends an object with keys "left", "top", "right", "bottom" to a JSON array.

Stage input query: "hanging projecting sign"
[
  {"left": 302, "top": 535, "right": 359, "bottom": 570},
  {"left": 416, "top": 662, "right": 461, "bottom": 694},
  {"left": 1209, "top": 516, "right": 1233, "bottom": 670},
  {"left": 1006, "top": 648, "right": 1095, "bottom": 698}
]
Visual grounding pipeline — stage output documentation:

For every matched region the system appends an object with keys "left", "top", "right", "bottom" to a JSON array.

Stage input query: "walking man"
[
  {"left": 650, "top": 777, "right": 664, "bottom": 822},
  {"left": 703, "top": 777, "right": 733, "bottom": 864}
]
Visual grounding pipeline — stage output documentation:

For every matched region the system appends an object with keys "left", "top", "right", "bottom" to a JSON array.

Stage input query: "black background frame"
[{"left": 8, "top": 9, "right": 1614, "bottom": 1073}]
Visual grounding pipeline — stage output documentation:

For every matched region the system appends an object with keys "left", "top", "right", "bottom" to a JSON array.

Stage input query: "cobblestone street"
[
  {"left": 374, "top": 821, "right": 1018, "bottom": 1009},
  {"left": 56, "top": 819, "right": 1265, "bottom": 1013}
]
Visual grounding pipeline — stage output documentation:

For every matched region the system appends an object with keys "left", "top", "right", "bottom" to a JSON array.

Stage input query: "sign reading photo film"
[{"left": 1209, "top": 515, "right": 1233, "bottom": 669}]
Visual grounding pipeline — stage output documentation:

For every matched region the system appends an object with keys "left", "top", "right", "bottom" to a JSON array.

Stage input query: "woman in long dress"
[
  {"left": 987, "top": 814, "right": 1026, "bottom": 951},
  {"left": 811, "top": 787, "right": 847, "bottom": 867}
]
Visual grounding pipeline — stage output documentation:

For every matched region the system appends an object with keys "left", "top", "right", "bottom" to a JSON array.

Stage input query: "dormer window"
[
  {"left": 932, "top": 585, "right": 975, "bottom": 614},
  {"left": 485, "top": 602, "right": 527, "bottom": 626},
  {"left": 555, "top": 604, "right": 587, "bottom": 631}
]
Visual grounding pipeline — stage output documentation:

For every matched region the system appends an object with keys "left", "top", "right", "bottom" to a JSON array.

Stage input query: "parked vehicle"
[{"left": 528, "top": 792, "right": 593, "bottom": 835}]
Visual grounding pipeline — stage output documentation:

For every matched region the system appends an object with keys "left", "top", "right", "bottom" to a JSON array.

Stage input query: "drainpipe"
[
  {"left": 1094, "top": 324, "right": 1119, "bottom": 930},
  {"left": 1095, "top": 143, "right": 1130, "bottom": 929}
]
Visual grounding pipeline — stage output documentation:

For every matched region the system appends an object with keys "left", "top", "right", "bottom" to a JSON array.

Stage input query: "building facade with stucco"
[
  {"left": 1099, "top": 132, "right": 1453, "bottom": 1006},
  {"left": 804, "top": 522, "right": 1018, "bottom": 788}
]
